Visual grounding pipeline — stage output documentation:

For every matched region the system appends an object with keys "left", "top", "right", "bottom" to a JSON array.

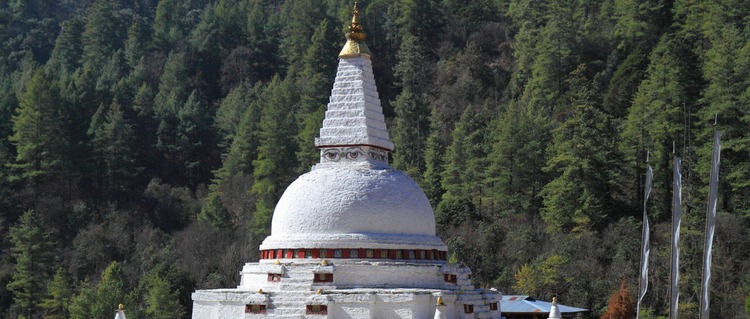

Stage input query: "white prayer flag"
[
  {"left": 670, "top": 157, "right": 682, "bottom": 319},
  {"left": 700, "top": 130, "right": 721, "bottom": 319},
  {"left": 637, "top": 165, "right": 653, "bottom": 318}
]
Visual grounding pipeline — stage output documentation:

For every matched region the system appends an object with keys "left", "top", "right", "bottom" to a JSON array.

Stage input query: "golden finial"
[
  {"left": 118, "top": 304, "right": 125, "bottom": 310},
  {"left": 258, "top": 288, "right": 264, "bottom": 294},
  {"left": 552, "top": 296, "right": 558, "bottom": 304},
  {"left": 274, "top": 260, "right": 281, "bottom": 265},
  {"left": 436, "top": 296, "right": 445, "bottom": 306},
  {"left": 321, "top": 259, "right": 328, "bottom": 266},
  {"left": 317, "top": 288, "right": 323, "bottom": 295},
  {"left": 339, "top": 1, "right": 371, "bottom": 58}
]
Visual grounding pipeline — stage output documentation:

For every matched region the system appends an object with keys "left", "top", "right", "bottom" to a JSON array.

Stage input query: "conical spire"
[
  {"left": 316, "top": 1, "right": 393, "bottom": 164},
  {"left": 339, "top": 1, "right": 371, "bottom": 58}
]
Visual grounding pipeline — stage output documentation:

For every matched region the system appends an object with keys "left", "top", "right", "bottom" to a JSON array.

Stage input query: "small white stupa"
[
  {"left": 191, "top": 2, "right": 502, "bottom": 318},
  {"left": 548, "top": 297, "right": 562, "bottom": 319},
  {"left": 114, "top": 304, "right": 126, "bottom": 319}
]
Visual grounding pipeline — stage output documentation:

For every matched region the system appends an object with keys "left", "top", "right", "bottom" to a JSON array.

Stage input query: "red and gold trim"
[{"left": 260, "top": 248, "right": 447, "bottom": 261}]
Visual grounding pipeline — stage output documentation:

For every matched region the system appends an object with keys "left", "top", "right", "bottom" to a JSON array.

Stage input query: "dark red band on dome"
[{"left": 260, "top": 248, "right": 447, "bottom": 261}]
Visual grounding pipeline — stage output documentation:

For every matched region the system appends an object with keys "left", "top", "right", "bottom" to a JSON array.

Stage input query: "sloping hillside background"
[{"left": 0, "top": 0, "right": 748, "bottom": 318}]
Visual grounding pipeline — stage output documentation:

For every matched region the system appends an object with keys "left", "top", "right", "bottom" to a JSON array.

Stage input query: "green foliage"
[
  {"left": 40, "top": 268, "right": 72, "bottom": 319},
  {"left": 0, "top": 1, "right": 749, "bottom": 317},
  {"left": 69, "top": 261, "right": 130, "bottom": 319},
  {"left": 441, "top": 106, "right": 490, "bottom": 203},
  {"left": 6, "top": 210, "right": 56, "bottom": 318},
  {"left": 250, "top": 76, "right": 299, "bottom": 236},
  {"left": 391, "top": 35, "right": 432, "bottom": 172},
  {"left": 8, "top": 68, "right": 66, "bottom": 184},
  {"left": 82, "top": 0, "right": 125, "bottom": 71},
  {"left": 541, "top": 66, "right": 622, "bottom": 232},
  {"left": 620, "top": 35, "right": 698, "bottom": 221},
  {"left": 197, "top": 191, "right": 232, "bottom": 229},
  {"left": 143, "top": 273, "right": 184, "bottom": 319},
  {"left": 486, "top": 101, "right": 550, "bottom": 217}
]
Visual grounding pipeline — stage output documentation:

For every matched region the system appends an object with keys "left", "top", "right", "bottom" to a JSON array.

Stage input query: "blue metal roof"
[{"left": 501, "top": 295, "right": 588, "bottom": 314}]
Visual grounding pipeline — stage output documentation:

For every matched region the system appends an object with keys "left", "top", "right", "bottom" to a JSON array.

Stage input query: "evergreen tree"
[
  {"left": 540, "top": 66, "right": 621, "bottom": 232},
  {"left": 48, "top": 17, "right": 85, "bottom": 74},
  {"left": 175, "top": 90, "right": 214, "bottom": 188},
  {"left": 8, "top": 68, "right": 68, "bottom": 195},
  {"left": 124, "top": 15, "right": 151, "bottom": 69},
  {"left": 154, "top": 51, "right": 190, "bottom": 184},
  {"left": 696, "top": 25, "right": 750, "bottom": 216},
  {"left": 485, "top": 101, "right": 550, "bottom": 218},
  {"left": 295, "top": 18, "right": 338, "bottom": 173},
  {"left": 214, "top": 81, "right": 256, "bottom": 155},
  {"left": 6, "top": 210, "right": 56, "bottom": 318},
  {"left": 143, "top": 274, "right": 183, "bottom": 319},
  {"left": 90, "top": 100, "right": 140, "bottom": 205},
  {"left": 440, "top": 106, "right": 490, "bottom": 207},
  {"left": 250, "top": 77, "right": 299, "bottom": 236},
  {"left": 391, "top": 35, "right": 432, "bottom": 173},
  {"left": 421, "top": 111, "right": 445, "bottom": 207},
  {"left": 69, "top": 261, "right": 130, "bottom": 319},
  {"left": 40, "top": 268, "right": 72, "bottom": 319},
  {"left": 153, "top": 0, "right": 191, "bottom": 51},
  {"left": 620, "top": 35, "right": 697, "bottom": 220},
  {"left": 197, "top": 191, "right": 232, "bottom": 229},
  {"left": 82, "top": 0, "right": 125, "bottom": 72}
]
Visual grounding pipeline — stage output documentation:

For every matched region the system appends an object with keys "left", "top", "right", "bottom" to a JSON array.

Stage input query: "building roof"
[{"left": 501, "top": 295, "right": 588, "bottom": 314}]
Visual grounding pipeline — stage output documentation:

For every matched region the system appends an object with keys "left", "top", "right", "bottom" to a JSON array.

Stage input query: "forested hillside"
[{"left": 0, "top": 0, "right": 748, "bottom": 318}]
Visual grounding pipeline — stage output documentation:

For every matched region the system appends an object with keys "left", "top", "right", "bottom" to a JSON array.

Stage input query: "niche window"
[
  {"left": 464, "top": 304, "right": 474, "bottom": 314},
  {"left": 306, "top": 304, "right": 328, "bottom": 315},
  {"left": 267, "top": 273, "right": 282, "bottom": 282},
  {"left": 489, "top": 302, "right": 498, "bottom": 311},
  {"left": 444, "top": 274, "right": 457, "bottom": 284},
  {"left": 366, "top": 249, "right": 374, "bottom": 258},
  {"left": 245, "top": 304, "right": 266, "bottom": 314},
  {"left": 333, "top": 249, "right": 343, "bottom": 258},
  {"left": 349, "top": 249, "right": 358, "bottom": 258},
  {"left": 313, "top": 273, "right": 333, "bottom": 283}
]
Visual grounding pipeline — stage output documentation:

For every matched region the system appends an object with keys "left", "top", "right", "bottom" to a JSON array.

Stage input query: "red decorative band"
[{"left": 260, "top": 248, "right": 447, "bottom": 261}]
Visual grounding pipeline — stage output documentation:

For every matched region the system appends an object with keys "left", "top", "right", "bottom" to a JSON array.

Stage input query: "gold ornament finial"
[
  {"left": 258, "top": 288, "right": 264, "bottom": 294},
  {"left": 118, "top": 304, "right": 125, "bottom": 310},
  {"left": 321, "top": 259, "right": 328, "bottom": 266},
  {"left": 339, "top": 1, "right": 371, "bottom": 58},
  {"left": 436, "top": 296, "right": 445, "bottom": 306},
  {"left": 317, "top": 288, "right": 323, "bottom": 295},
  {"left": 552, "top": 296, "right": 558, "bottom": 304},
  {"left": 274, "top": 260, "right": 281, "bottom": 265}
]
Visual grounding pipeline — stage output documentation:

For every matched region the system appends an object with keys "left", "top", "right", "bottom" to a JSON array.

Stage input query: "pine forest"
[{"left": 0, "top": 0, "right": 749, "bottom": 318}]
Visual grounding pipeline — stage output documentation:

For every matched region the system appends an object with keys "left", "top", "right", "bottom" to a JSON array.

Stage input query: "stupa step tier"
[
  {"left": 261, "top": 248, "right": 448, "bottom": 261},
  {"left": 315, "top": 57, "right": 394, "bottom": 151}
]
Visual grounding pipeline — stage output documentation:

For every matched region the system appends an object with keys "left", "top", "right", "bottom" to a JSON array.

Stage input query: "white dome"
[{"left": 259, "top": 162, "right": 446, "bottom": 251}]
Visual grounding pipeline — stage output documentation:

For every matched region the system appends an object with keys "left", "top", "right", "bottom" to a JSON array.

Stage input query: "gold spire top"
[
  {"left": 118, "top": 304, "right": 125, "bottom": 310},
  {"left": 339, "top": 1, "right": 371, "bottom": 58},
  {"left": 436, "top": 296, "right": 445, "bottom": 306},
  {"left": 552, "top": 296, "right": 558, "bottom": 304}
]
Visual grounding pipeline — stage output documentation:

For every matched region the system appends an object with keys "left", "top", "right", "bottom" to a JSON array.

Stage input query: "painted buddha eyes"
[
  {"left": 323, "top": 150, "right": 340, "bottom": 161},
  {"left": 345, "top": 148, "right": 364, "bottom": 160},
  {"left": 322, "top": 147, "right": 387, "bottom": 163}
]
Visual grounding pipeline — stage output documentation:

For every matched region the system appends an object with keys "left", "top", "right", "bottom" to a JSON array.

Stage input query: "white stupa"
[{"left": 191, "top": 3, "right": 502, "bottom": 318}]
